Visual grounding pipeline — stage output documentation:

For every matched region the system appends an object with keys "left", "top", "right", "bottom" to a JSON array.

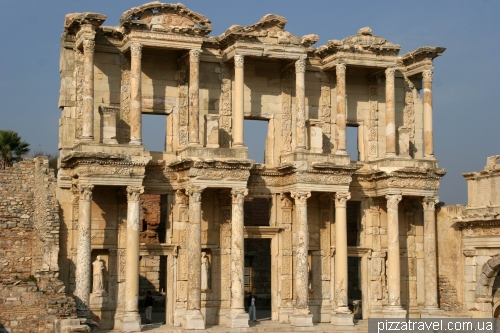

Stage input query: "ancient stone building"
[{"left": 56, "top": 2, "right": 447, "bottom": 331}]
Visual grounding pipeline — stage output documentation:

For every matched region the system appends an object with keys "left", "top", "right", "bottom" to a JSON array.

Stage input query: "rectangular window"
[
  {"left": 244, "top": 119, "right": 268, "bottom": 164},
  {"left": 346, "top": 125, "right": 359, "bottom": 161},
  {"left": 142, "top": 114, "right": 168, "bottom": 152}
]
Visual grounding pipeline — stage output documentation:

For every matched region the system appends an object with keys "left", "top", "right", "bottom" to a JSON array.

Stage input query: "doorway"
[{"left": 244, "top": 238, "right": 271, "bottom": 321}]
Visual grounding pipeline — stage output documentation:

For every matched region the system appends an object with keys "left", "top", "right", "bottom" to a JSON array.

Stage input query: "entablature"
[{"left": 399, "top": 46, "right": 446, "bottom": 77}]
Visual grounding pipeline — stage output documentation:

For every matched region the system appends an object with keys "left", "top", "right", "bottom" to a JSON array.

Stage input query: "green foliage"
[{"left": 0, "top": 130, "right": 30, "bottom": 169}]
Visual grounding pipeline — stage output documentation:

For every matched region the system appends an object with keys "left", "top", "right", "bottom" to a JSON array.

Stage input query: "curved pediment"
[
  {"left": 119, "top": 2, "right": 212, "bottom": 36},
  {"left": 317, "top": 27, "right": 401, "bottom": 57}
]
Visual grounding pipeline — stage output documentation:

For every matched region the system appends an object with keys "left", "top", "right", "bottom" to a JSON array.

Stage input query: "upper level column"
[
  {"left": 295, "top": 55, "right": 307, "bottom": 151},
  {"left": 423, "top": 70, "right": 434, "bottom": 158},
  {"left": 336, "top": 64, "right": 347, "bottom": 154},
  {"left": 129, "top": 43, "right": 143, "bottom": 145},
  {"left": 385, "top": 67, "right": 397, "bottom": 157},
  {"left": 233, "top": 55, "right": 245, "bottom": 147},
  {"left": 189, "top": 49, "right": 203, "bottom": 146},
  {"left": 81, "top": 39, "right": 95, "bottom": 141}
]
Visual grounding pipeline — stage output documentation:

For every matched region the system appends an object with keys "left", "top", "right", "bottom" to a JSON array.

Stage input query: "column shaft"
[
  {"left": 385, "top": 194, "right": 403, "bottom": 309},
  {"left": 233, "top": 55, "right": 244, "bottom": 147},
  {"left": 295, "top": 56, "right": 307, "bottom": 151},
  {"left": 291, "top": 191, "right": 311, "bottom": 311},
  {"left": 122, "top": 186, "right": 143, "bottom": 331},
  {"left": 423, "top": 196, "right": 439, "bottom": 309},
  {"left": 385, "top": 68, "right": 396, "bottom": 156},
  {"left": 423, "top": 70, "right": 434, "bottom": 157},
  {"left": 189, "top": 49, "right": 202, "bottom": 146},
  {"left": 81, "top": 39, "right": 95, "bottom": 141},
  {"left": 129, "top": 44, "right": 142, "bottom": 145},
  {"left": 334, "top": 192, "right": 351, "bottom": 313},
  {"left": 336, "top": 64, "right": 347, "bottom": 154},
  {"left": 75, "top": 185, "right": 93, "bottom": 317}
]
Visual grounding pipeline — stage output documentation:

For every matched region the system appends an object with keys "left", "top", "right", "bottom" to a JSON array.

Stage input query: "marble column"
[
  {"left": 233, "top": 55, "right": 244, "bottom": 147},
  {"left": 333, "top": 192, "right": 353, "bottom": 324},
  {"left": 129, "top": 43, "right": 142, "bottom": 145},
  {"left": 226, "top": 188, "right": 249, "bottom": 328},
  {"left": 189, "top": 49, "right": 202, "bottom": 146},
  {"left": 336, "top": 64, "right": 347, "bottom": 154},
  {"left": 122, "top": 185, "right": 144, "bottom": 332},
  {"left": 295, "top": 55, "right": 307, "bottom": 151},
  {"left": 290, "top": 191, "right": 313, "bottom": 327},
  {"left": 423, "top": 70, "right": 434, "bottom": 158},
  {"left": 385, "top": 68, "right": 397, "bottom": 157},
  {"left": 81, "top": 39, "right": 95, "bottom": 141},
  {"left": 75, "top": 184, "right": 93, "bottom": 317},
  {"left": 423, "top": 196, "right": 439, "bottom": 310},
  {"left": 383, "top": 194, "right": 406, "bottom": 317},
  {"left": 184, "top": 186, "right": 205, "bottom": 329}
]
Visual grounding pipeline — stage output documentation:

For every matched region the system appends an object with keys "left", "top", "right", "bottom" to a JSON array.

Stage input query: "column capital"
[
  {"left": 234, "top": 54, "right": 244, "bottom": 68},
  {"left": 291, "top": 191, "right": 311, "bottom": 206},
  {"left": 130, "top": 43, "right": 142, "bottom": 58},
  {"left": 385, "top": 67, "right": 396, "bottom": 77},
  {"left": 82, "top": 39, "right": 95, "bottom": 53},
  {"left": 422, "top": 69, "right": 433, "bottom": 82},
  {"left": 78, "top": 184, "right": 94, "bottom": 201},
  {"left": 231, "top": 188, "right": 248, "bottom": 204},
  {"left": 422, "top": 196, "right": 439, "bottom": 211},
  {"left": 385, "top": 194, "right": 402, "bottom": 210},
  {"left": 295, "top": 55, "right": 307, "bottom": 73},
  {"left": 334, "top": 192, "right": 351, "bottom": 207},
  {"left": 126, "top": 185, "right": 144, "bottom": 202},
  {"left": 336, "top": 63, "right": 346, "bottom": 76},
  {"left": 189, "top": 49, "right": 203, "bottom": 63},
  {"left": 187, "top": 186, "right": 204, "bottom": 203}
]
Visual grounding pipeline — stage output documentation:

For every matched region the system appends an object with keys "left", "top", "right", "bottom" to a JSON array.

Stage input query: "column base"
[
  {"left": 290, "top": 309, "right": 313, "bottom": 327},
  {"left": 331, "top": 312, "right": 354, "bottom": 325},
  {"left": 188, "top": 142, "right": 203, "bottom": 147},
  {"left": 129, "top": 139, "right": 142, "bottom": 145},
  {"left": 385, "top": 152, "right": 397, "bottom": 158},
  {"left": 122, "top": 312, "right": 141, "bottom": 332},
  {"left": 225, "top": 308, "right": 249, "bottom": 328},
  {"left": 420, "top": 307, "right": 445, "bottom": 318},
  {"left": 335, "top": 150, "right": 348, "bottom": 155},
  {"left": 383, "top": 306, "right": 407, "bottom": 318},
  {"left": 183, "top": 309, "right": 205, "bottom": 330}
]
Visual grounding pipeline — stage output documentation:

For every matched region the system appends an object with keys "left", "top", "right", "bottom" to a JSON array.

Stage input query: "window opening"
[
  {"left": 142, "top": 114, "right": 168, "bottom": 152},
  {"left": 244, "top": 119, "right": 268, "bottom": 164},
  {"left": 346, "top": 125, "right": 359, "bottom": 161}
]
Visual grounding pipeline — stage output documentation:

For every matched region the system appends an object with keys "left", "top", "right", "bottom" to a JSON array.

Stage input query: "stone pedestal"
[
  {"left": 184, "top": 309, "right": 205, "bottom": 330},
  {"left": 122, "top": 312, "right": 141, "bottom": 332},
  {"left": 205, "top": 114, "right": 220, "bottom": 148},
  {"left": 290, "top": 312, "right": 314, "bottom": 328},
  {"left": 336, "top": 64, "right": 347, "bottom": 154},
  {"left": 383, "top": 307, "right": 407, "bottom": 318},
  {"left": 385, "top": 68, "right": 396, "bottom": 157},
  {"left": 98, "top": 106, "right": 118, "bottom": 144},
  {"left": 331, "top": 313, "right": 354, "bottom": 325}
]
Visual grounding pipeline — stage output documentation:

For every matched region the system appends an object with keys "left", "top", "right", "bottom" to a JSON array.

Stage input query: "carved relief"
[
  {"left": 219, "top": 62, "right": 232, "bottom": 148},
  {"left": 75, "top": 50, "right": 84, "bottom": 140},
  {"left": 368, "top": 85, "right": 378, "bottom": 157},
  {"left": 403, "top": 76, "right": 415, "bottom": 153},
  {"left": 178, "top": 58, "right": 189, "bottom": 146},
  {"left": 320, "top": 72, "right": 332, "bottom": 153},
  {"left": 281, "top": 68, "right": 293, "bottom": 152},
  {"left": 120, "top": 54, "right": 131, "bottom": 143}
]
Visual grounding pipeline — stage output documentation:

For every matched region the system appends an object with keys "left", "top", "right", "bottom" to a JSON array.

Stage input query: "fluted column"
[
  {"left": 81, "top": 39, "right": 95, "bottom": 141},
  {"left": 423, "top": 196, "right": 439, "bottom": 309},
  {"left": 385, "top": 68, "right": 396, "bottom": 157},
  {"left": 423, "top": 70, "right": 434, "bottom": 158},
  {"left": 184, "top": 186, "right": 205, "bottom": 329},
  {"left": 75, "top": 184, "right": 93, "bottom": 317},
  {"left": 226, "top": 188, "right": 249, "bottom": 328},
  {"left": 336, "top": 64, "right": 347, "bottom": 154},
  {"left": 383, "top": 194, "right": 406, "bottom": 317},
  {"left": 122, "top": 185, "right": 143, "bottom": 331},
  {"left": 233, "top": 55, "right": 245, "bottom": 147},
  {"left": 129, "top": 44, "right": 142, "bottom": 145},
  {"left": 295, "top": 55, "right": 307, "bottom": 151},
  {"left": 189, "top": 49, "right": 202, "bottom": 146},
  {"left": 334, "top": 192, "right": 351, "bottom": 313},
  {"left": 290, "top": 191, "right": 313, "bottom": 326}
]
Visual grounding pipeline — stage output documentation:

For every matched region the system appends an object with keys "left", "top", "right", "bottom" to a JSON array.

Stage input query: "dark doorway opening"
[
  {"left": 244, "top": 238, "right": 271, "bottom": 321},
  {"left": 348, "top": 256, "right": 362, "bottom": 319}
]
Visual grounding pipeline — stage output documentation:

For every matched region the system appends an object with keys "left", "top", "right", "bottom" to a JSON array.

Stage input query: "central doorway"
[{"left": 244, "top": 238, "right": 271, "bottom": 321}]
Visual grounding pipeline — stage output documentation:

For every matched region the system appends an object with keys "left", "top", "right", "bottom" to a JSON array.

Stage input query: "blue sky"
[{"left": 0, "top": 1, "right": 499, "bottom": 205}]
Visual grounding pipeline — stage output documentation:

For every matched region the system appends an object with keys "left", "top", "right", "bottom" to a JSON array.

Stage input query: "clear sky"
[{"left": 0, "top": 1, "right": 498, "bottom": 205}]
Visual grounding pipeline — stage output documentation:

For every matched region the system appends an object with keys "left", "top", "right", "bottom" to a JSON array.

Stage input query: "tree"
[{"left": 0, "top": 130, "right": 30, "bottom": 169}]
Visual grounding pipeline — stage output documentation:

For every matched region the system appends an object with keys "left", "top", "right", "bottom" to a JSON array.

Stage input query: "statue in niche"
[
  {"left": 92, "top": 256, "right": 106, "bottom": 294},
  {"left": 201, "top": 252, "right": 211, "bottom": 290}
]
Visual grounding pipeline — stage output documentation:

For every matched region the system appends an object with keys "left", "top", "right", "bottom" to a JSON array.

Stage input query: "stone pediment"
[
  {"left": 64, "top": 12, "right": 107, "bottom": 33},
  {"left": 400, "top": 46, "right": 446, "bottom": 66},
  {"left": 316, "top": 27, "right": 401, "bottom": 57},
  {"left": 119, "top": 2, "right": 212, "bottom": 36},
  {"left": 218, "top": 14, "right": 318, "bottom": 48}
]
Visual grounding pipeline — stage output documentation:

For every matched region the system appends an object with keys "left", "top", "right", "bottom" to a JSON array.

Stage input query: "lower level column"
[
  {"left": 184, "top": 186, "right": 205, "bottom": 329},
  {"left": 332, "top": 192, "right": 354, "bottom": 325},
  {"left": 383, "top": 193, "right": 406, "bottom": 318},
  {"left": 122, "top": 186, "right": 144, "bottom": 331},
  {"left": 226, "top": 188, "right": 250, "bottom": 328},
  {"left": 290, "top": 191, "right": 313, "bottom": 327},
  {"left": 75, "top": 184, "right": 93, "bottom": 318}
]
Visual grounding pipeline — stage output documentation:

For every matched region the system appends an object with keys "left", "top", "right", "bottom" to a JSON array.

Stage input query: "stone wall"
[{"left": 0, "top": 158, "right": 76, "bottom": 333}]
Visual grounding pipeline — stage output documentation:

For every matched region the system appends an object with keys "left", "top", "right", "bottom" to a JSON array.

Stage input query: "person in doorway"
[
  {"left": 247, "top": 291, "right": 257, "bottom": 322},
  {"left": 144, "top": 290, "right": 154, "bottom": 324}
]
